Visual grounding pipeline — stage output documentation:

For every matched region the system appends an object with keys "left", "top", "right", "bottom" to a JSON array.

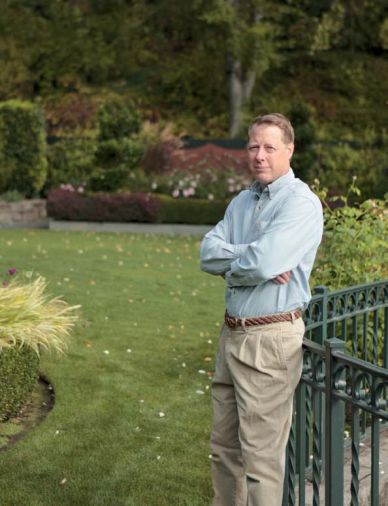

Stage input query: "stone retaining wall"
[{"left": 0, "top": 199, "right": 47, "bottom": 226}]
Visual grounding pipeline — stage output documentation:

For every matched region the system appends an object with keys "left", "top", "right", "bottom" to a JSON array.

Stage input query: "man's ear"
[{"left": 288, "top": 143, "right": 295, "bottom": 160}]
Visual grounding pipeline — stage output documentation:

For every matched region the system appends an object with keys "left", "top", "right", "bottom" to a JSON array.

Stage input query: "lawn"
[{"left": 0, "top": 229, "right": 225, "bottom": 506}]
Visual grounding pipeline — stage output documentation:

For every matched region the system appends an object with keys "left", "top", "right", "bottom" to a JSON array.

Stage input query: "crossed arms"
[{"left": 200, "top": 195, "right": 323, "bottom": 287}]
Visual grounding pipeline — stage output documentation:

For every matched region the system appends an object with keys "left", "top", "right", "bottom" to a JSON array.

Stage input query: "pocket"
[
  {"left": 236, "top": 326, "right": 287, "bottom": 373},
  {"left": 279, "top": 321, "right": 304, "bottom": 389}
]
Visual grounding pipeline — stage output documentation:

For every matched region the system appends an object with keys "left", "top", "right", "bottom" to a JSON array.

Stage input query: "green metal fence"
[{"left": 283, "top": 280, "right": 388, "bottom": 506}]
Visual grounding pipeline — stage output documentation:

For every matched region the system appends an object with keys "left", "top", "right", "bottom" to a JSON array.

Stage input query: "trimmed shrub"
[
  {"left": 158, "top": 195, "right": 228, "bottom": 224},
  {"left": 47, "top": 188, "right": 228, "bottom": 224},
  {"left": 47, "top": 188, "right": 160, "bottom": 222},
  {"left": 0, "top": 270, "right": 79, "bottom": 421},
  {"left": 45, "top": 136, "right": 96, "bottom": 191},
  {"left": 89, "top": 100, "right": 144, "bottom": 192},
  {"left": 0, "top": 100, "right": 47, "bottom": 197},
  {"left": 0, "top": 346, "right": 40, "bottom": 421}
]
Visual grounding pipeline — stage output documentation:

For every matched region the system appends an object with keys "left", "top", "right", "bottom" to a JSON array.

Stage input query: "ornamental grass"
[{"left": 0, "top": 274, "right": 79, "bottom": 354}]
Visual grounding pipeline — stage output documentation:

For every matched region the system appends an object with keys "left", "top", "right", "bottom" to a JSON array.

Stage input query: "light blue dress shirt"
[{"left": 200, "top": 169, "right": 323, "bottom": 318}]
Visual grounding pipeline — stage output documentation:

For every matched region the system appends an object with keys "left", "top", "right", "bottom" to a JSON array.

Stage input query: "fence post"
[
  {"left": 313, "top": 286, "right": 328, "bottom": 481},
  {"left": 313, "top": 286, "right": 328, "bottom": 345},
  {"left": 325, "top": 338, "right": 346, "bottom": 506}
]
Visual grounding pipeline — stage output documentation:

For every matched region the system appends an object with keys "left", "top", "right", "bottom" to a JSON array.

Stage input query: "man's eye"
[{"left": 265, "top": 146, "right": 275, "bottom": 153}]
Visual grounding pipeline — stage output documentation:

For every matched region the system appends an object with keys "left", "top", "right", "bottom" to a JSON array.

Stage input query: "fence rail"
[{"left": 283, "top": 280, "right": 388, "bottom": 506}]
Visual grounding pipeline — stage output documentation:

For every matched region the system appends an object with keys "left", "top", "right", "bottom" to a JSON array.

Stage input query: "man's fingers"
[{"left": 272, "top": 271, "right": 292, "bottom": 284}]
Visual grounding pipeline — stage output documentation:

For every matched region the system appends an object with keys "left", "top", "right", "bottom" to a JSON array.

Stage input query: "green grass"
[{"left": 0, "top": 229, "right": 225, "bottom": 506}]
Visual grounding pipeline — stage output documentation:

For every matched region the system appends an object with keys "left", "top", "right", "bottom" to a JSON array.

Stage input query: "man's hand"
[{"left": 272, "top": 271, "right": 292, "bottom": 285}]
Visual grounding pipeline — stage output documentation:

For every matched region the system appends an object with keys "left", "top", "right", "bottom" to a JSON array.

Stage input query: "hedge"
[
  {"left": 47, "top": 188, "right": 228, "bottom": 225},
  {"left": 157, "top": 195, "right": 228, "bottom": 224},
  {"left": 0, "top": 346, "right": 40, "bottom": 421},
  {"left": 47, "top": 188, "right": 161, "bottom": 223},
  {"left": 89, "top": 100, "right": 144, "bottom": 192},
  {"left": 0, "top": 100, "right": 47, "bottom": 197}
]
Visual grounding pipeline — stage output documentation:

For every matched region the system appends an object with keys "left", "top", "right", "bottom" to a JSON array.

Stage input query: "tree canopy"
[{"left": 0, "top": 0, "right": 387, "bottom": 136}]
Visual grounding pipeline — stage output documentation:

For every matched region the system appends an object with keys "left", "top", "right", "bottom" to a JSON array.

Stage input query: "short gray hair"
[{"left": 248, "top": 113, "right": 294, "bottom": 144}]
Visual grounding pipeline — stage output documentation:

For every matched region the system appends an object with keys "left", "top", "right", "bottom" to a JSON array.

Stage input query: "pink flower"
[
  {"left": 183, "top": 188, "right": 195, "bottom": 197},
  {"left": 8, "top": 268, "right": 17, "bottom": 276},
  {"left": 172, "top": 189, "right": 180, "bottom": 198}
]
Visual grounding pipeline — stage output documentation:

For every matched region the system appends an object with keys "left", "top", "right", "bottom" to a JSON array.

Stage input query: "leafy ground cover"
[{"left": 0, "top": 229, "right": 224, "bottom": 506}]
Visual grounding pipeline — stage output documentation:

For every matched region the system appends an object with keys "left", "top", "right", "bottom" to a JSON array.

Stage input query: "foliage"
[
  {"left": 287, "top": 101, "right": 318, "bottom": 183},
  {"left": 158, "top": 195, "right": 228, "bottom": 225},
  {"left": 44, "top": 94, "right": 98, "bottom": 134},
  {"left": 97, "top": 100, "right": 141, "bottom": 142},
  {"left": 145, "top": 168, "right": 251, "bottom": 201},
  {"left": 0, "top": 272, "right": 80, "bottom": 355},
  {"left": 45, "top": 136, "right": 96, "bottom": 191},
  {"left": 0, "top": 0, "right": 386, "bottom": 139},
  {"left": 47, "top": 186, "right": 229, "bottom": 225},
  {"left": 311, "top": 179, "right": 388, "bottom": 290},
  {"left": 47, "top": 187, "right": 160, "bottom": 223},
  {"left": 0, "top": 190, "right": 25, "bottom": 202},
  {"left": 0, "top": 100, "right": 47, "bottom": 197},
  {"left": 0, "top": 345, "right": 40, "bottom": 421},
  {"left": 94, "top": 139, "right": 143, "bottom": 168},
  {"left": 0, "top": 2, "right": 386, "bottom": 198},
  {"left": 313, "top": 130, "right": 388, "bottom": 200},
  {"left": 140, "top": 121, "right": 184, "bottom": 175},
  {"left": 89, "top": 100, "right": 144, "bottom": 192}
]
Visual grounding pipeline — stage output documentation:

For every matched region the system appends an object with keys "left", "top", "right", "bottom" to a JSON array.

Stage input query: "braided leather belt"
[{"left": 225, "top": 309, "right": 302, "bottom": 328}]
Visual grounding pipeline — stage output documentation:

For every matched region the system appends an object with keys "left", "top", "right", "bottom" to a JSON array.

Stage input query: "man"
[{"left": 200, "top": 113, "right": 323, "bottom": 506}]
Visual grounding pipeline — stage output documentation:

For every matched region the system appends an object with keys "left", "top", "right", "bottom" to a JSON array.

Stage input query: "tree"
[{"left": 203, "top": 0, "right": 280, "bottom": 137}]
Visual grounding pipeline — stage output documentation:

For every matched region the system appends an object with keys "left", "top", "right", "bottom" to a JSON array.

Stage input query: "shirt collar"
[{"left": 250, "top": 169, "right": 295, "bottom": 199}]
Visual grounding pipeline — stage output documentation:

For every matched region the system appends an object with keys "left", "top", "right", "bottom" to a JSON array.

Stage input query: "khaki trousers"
[{"left": 210, "top": 318, "right": 304, "bottom": 506}]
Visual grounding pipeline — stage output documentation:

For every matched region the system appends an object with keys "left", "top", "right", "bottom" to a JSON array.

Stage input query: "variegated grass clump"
[{"left": 0, "top": 273, "right": 80, "bottom": 354}]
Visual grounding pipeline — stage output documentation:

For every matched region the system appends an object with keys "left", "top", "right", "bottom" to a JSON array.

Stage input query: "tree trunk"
[
  {"left": 228, "top": 58, "right": 256, "bottom": 138},
  {"left": 227, "top": 0, "right": 259, "bottom": 138}
]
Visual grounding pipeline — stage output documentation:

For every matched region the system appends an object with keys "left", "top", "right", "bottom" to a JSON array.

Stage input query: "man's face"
[{"left": 247, "top": 124, "right": 294, "bottom": 187}]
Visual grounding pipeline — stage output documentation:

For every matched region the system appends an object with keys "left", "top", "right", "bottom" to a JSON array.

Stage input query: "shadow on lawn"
[{"left": 0, "top": 376, "right": 54, "bottom": 451}]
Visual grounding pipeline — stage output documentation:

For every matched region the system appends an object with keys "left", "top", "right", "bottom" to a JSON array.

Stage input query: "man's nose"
[{"left": 255, "top": 147, "right": 266, "bottom": 160}]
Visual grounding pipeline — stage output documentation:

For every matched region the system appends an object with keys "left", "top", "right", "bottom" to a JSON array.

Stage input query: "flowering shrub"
[
  {"left": 129, "top": 136, "right": 253, "bottom": 199},
  {"left": 140, "top": 168, "right": 251, "bottom": 201},
  {"left": 59, "top": 183, "right": 85, "bottom": 193}
]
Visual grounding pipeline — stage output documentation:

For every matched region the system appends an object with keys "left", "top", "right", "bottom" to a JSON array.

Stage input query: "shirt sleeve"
[
  {"left": 225, "top": 194, "right": 323, "bottom": 287},
  {"left": 200, "top": 202, "right": 245, "bottom": 276}
]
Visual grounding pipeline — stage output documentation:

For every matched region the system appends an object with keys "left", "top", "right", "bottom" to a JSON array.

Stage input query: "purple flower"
[{"left": 8, "top": 268, "right": 17, "bottom": 276}]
